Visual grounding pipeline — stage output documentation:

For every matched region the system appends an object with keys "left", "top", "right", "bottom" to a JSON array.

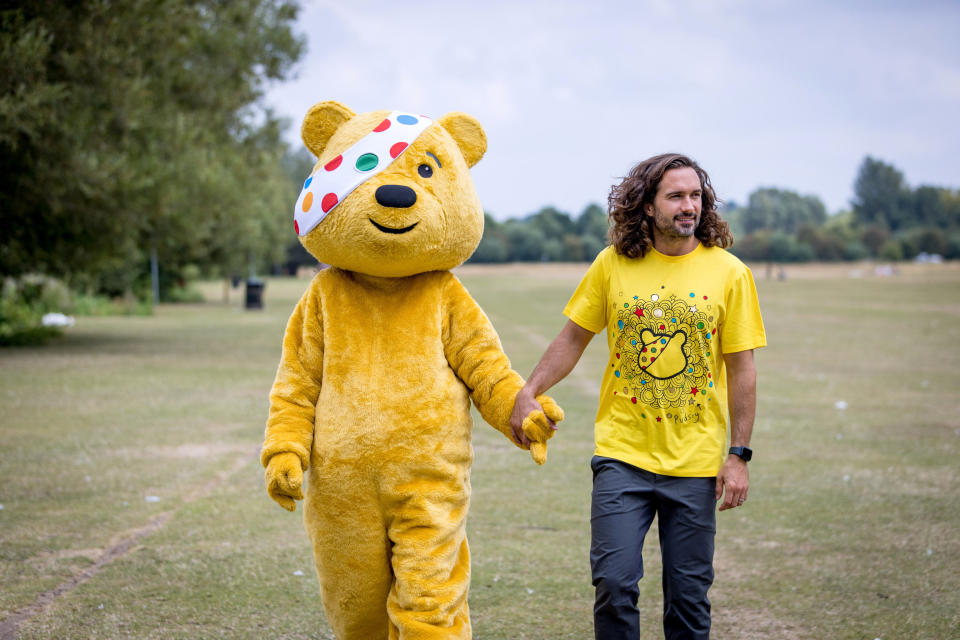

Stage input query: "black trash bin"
[{"left": 244, "top": 278, "right": 265, "bottom": 309}]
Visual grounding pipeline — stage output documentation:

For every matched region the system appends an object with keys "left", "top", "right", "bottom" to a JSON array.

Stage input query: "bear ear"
[
  {"left": 301, "top": 101, "right": 356, "bottom": 157},
  {"left": 437, "top": 112, "right": 487, "bottom": 167}
]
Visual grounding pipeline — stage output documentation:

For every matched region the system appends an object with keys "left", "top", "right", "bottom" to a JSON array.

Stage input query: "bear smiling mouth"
[{"left": 369, "top": 218, "right": 419, "bottom": 234}]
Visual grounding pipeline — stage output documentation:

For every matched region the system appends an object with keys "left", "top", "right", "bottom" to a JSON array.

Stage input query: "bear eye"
[{"left": 418, "top": 164, "right": 433, "bottom": 178}]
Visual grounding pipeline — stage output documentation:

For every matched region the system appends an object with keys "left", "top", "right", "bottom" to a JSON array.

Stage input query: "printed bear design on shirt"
[
  {"left": 638, "top": 328, "right": 688, "bottom": 380},
  {"left": 612, "top": 293, "right": 715, "bottom": 409}
]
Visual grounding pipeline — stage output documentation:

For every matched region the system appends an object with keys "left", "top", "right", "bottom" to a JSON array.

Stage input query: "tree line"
[
  {"left": 454, "top": 155, "right": 960, "bottom": 265},
  {"left": 724, "top": 156, "right": 960, "bottom": 262},
  {"left": 1, "top": 1, "right": 304, "bottom": 300}
]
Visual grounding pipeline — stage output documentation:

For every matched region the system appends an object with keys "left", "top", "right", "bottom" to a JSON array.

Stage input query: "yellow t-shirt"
[{"left": 564, "top": 244, "right": 766, "bottom": 477}]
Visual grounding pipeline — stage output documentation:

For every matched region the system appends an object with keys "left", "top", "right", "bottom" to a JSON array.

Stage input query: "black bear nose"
[{"left": 375, "top": 185, "right": 417, "bottom": 208}]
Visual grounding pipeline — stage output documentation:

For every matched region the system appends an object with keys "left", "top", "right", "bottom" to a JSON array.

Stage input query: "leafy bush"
[{"left": 0, "top": 275, "right": 69, "bottom": 346}]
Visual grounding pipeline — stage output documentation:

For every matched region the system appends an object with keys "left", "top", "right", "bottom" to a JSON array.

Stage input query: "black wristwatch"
[{"left": 729, "top": 446, "right": 752, "bottom": 462}]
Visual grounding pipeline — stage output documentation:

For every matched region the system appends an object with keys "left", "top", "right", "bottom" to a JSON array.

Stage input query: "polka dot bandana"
[{"left": 293, "top": 111, "right": 434, "bottom": 236}]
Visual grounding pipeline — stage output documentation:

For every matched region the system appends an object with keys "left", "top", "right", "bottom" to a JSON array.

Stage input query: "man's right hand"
[{"left": 510, "top": 387, "right": 548, "bottom": 447}]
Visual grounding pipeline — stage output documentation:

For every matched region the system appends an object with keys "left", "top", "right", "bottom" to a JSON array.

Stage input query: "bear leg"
[
  {"left": 305, "top": 473, "right": 393, "bottom": 640},
  {"left": 384, "top": 477, "right": 472, "bottom": 639}
]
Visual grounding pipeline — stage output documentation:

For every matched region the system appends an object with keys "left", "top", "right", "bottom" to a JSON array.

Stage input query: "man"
[{"left": 510, "top": 153, "right": 766, "bottom": 639}]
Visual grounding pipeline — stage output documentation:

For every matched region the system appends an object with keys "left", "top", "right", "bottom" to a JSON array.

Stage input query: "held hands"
[
  {"left": 510, "top": 390, "right": 564, "bottom": 465},
  {"left": 265, "top": 452, "right": 305, "bottom": 512}
]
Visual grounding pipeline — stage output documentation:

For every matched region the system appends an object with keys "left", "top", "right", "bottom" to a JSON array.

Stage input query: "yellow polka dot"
[{"left": 302, "top": 192, "right": 314, "bottom": 212}]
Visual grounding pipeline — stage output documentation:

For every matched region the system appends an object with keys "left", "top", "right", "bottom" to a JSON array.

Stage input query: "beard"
[{"left": 651, "top": 209, "right": 700, "bottom": 239}]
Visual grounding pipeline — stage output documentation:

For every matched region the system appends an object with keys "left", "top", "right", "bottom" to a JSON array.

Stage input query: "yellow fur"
[{"left": 263, "top": 102, "right": 563, "bottom": 639}]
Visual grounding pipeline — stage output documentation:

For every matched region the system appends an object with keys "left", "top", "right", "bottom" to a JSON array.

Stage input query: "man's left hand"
[{"left": 716, "top": 454, "right": 749, "bottom": 511}]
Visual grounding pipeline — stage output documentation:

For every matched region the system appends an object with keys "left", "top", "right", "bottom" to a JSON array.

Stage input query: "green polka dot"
[
  {"left": 355, "top": 153, "right": 379, "bottom": 171},
  {"left": 697, "top": 322, "right": 704, "bottom": 329}
]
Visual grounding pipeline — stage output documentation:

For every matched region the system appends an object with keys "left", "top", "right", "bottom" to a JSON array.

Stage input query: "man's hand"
[
  {"left": 510, "top": 387, "right": 546, "bottom": 447},
  {"left": 521, "top": 395, "right": 564, "bottom": 465},
  {"left": 716, "top": 454, "right": 749, "bottom": 511},
  {"left": 509, "top": 320, "right": 594, "bottom": 447}
]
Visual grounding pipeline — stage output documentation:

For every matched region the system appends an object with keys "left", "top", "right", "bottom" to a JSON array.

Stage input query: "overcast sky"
[{"left": 264, "top": 0, "right": 960, "bottom": 220}]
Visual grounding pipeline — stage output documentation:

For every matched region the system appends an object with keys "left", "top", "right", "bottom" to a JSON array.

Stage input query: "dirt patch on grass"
[{"left": 0, "top": 450, "right": 258, "bottom": 640}]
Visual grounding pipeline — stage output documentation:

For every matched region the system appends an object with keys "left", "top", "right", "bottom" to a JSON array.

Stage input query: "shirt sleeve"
[
  {"left": 563, "top": 249, "right": 609, "bottom": 334},
  {"left": 721, "top": 265, "right": 767, "bottom": 354}
]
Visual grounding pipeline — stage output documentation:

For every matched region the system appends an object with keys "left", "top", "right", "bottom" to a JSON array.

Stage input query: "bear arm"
[
  {"left": 262, "top": 283, "right": 324, "bottom": 470},
  {"left": 441, "top": 275, "right": 525, "bottom": 445}
]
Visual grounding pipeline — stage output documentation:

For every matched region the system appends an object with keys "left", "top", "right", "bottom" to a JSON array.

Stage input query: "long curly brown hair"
[{"left": 608, "top": 153, "right": 733, "bottom": 258}]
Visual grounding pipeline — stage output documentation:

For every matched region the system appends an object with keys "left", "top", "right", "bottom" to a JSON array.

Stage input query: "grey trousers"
[{"left": 590, "top": 456, "right": 716, "bottom": 640}]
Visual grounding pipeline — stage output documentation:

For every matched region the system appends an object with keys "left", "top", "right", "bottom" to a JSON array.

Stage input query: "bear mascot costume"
[{"left": 261, "top": 101, "right": 564, "bottom": 640}]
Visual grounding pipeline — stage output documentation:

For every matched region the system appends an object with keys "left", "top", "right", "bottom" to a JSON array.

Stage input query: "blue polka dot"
[
  {"left": 641, "top": 379, "right": 647, "bottom": 385},
  {"left": 397, "top": 114, "right": 418, "bottom": 125},
  {"left": 660, "top": 339, "right": 666, "bottom": 345},
  {"left": 709, "top": 381, "right": 713, "bottom": 387},
  {"left": 303, "top": 177, "right": 313, "bottom": 189},
  {"left": 688, "top": 368, "right": 693, "bottom": 373},
  {"left": 631, "top": 340, "right": 636, "bottom": 346},
  {"left": 689, "top": 292, "right": 695, "bottom": 297},
  {"left": 615, "top": 370, "right": 620, "bottom": 378},
  {"left": 671, "top": 318, "right": 677, "bottom": 323},
  {"left": 618, "top": 320, "right": 624, "bottom": 330}
]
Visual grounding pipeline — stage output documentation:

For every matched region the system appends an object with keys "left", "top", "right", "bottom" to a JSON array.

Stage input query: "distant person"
[{"left": 510, "top": 153, "right": 766, "bottom": 639}]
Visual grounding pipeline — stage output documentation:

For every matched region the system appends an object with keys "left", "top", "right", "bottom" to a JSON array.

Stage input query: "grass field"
[{"left": 1, "top": 261, "right": 958, "bottom": 639}]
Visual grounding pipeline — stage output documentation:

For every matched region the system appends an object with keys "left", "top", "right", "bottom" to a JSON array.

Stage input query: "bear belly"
[{"left": 310, "top": 358, "right": 474, "bottom": 468}]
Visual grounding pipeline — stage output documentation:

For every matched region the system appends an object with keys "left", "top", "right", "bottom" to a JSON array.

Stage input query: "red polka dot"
[
  {"left": 615, "top": 352, "right": 620, "bottom": 359},
  {"left": 373, "top": 118, "right": 391, "bottom": 132},
  {"left": 703, "top": 295, "right": 708, "bottom": 300},
  {"left": 659, "top": 324, "right": 665, "bottom": 330},
  {"left": 294, "top": 220, "right": 300, "bottom": 234},
  {"left": 321, "top": 192, "right": 338, "bottom": 212},
  {"left": 631, "top": 397, "right": 637, "bottom": 404},
  {"left": 390, "top": 142, "right": 408, "bottom": 158},
  {"left": 324, "top": 155, "right": 343, "bottom": 171}
]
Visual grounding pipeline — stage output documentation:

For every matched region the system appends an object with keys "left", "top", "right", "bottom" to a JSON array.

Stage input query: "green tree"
[
  {"left": 742, "top": 188, "right": 827, "bottom": 235},
  {"left": 526, "top": 206, "right": 575, "bottom": 242},
  {"left": 0, "top": 1, "right": 304, "bottom": 297},
  {"left": 502, "top": 220, "right": 544, "bottom": 261},
  {"left": 851, "top": 156, "right": 912, "bottom": 231},
  {"left": 575, "top": 203, "right": 608, "bottom": 260},
  {"left": 469, "top": 213, "right": 510, "bottom": 263}
]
